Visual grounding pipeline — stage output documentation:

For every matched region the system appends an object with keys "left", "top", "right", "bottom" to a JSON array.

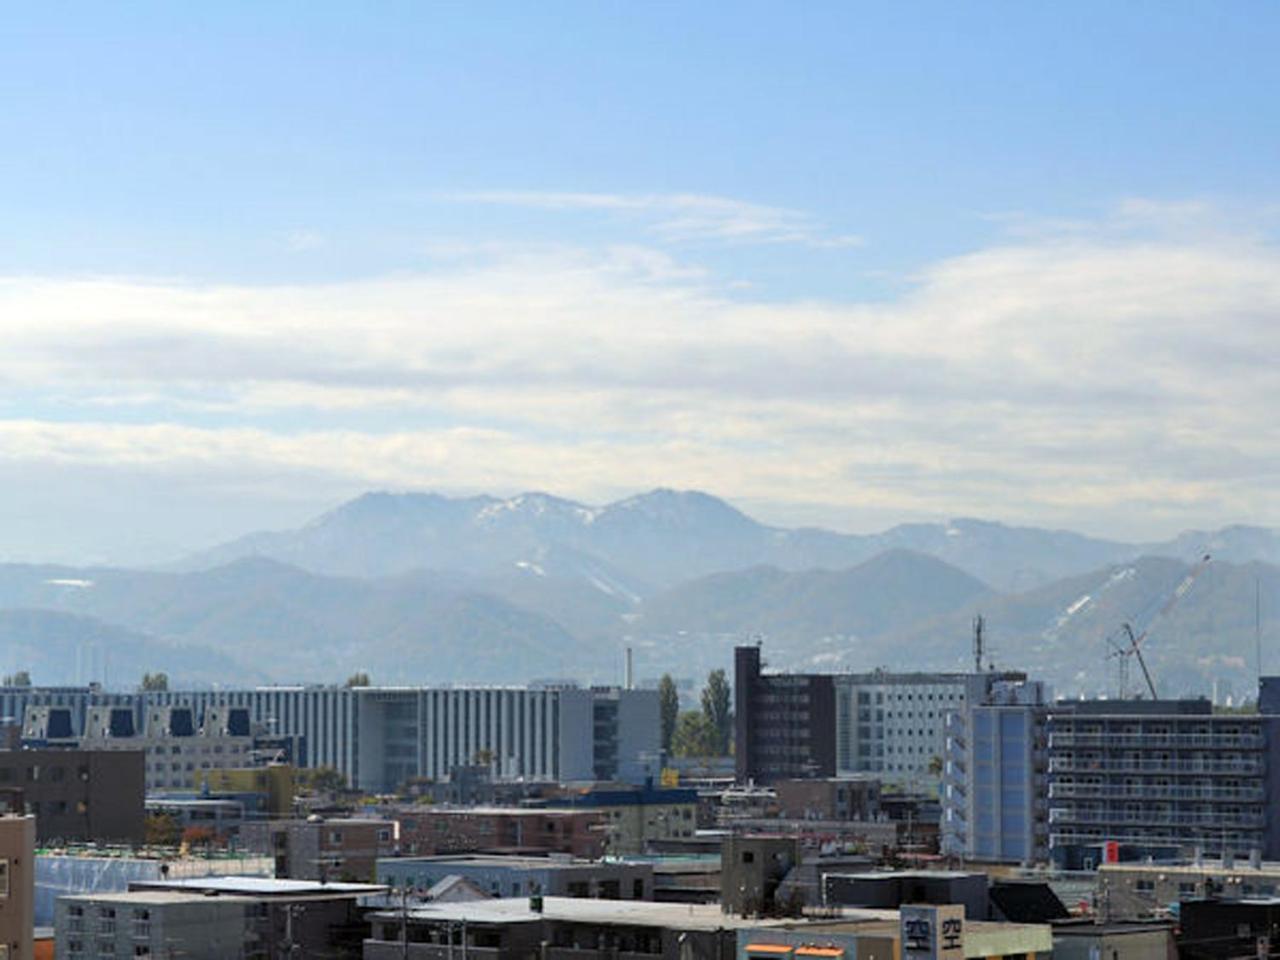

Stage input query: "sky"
[{"left": 2, "top": 2, "right": 1279, "bottom": 564}]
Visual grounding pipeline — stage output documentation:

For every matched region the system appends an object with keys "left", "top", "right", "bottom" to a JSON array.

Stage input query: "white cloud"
[
  {"left": 0, "top": 202, "right": 1278, "bottom": 542},
  {"left": 452, "top": 190, "right": 864, "bottom": 248}
]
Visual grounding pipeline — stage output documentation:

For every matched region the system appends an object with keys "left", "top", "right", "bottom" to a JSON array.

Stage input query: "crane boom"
[{"left": 1119, "top": 552, "right": 1212, "bottom": 700}]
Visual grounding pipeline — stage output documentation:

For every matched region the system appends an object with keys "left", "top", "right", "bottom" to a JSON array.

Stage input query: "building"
[
  {"left": 773, "top": 776, "right": 881, "bottom": 821},
  {"left": 197, "top": 764, "right": 296, "bottom": 817},
  {"left": 56, "top": 889, "right": 252, "bottom": 960},
  {"left": 734, "top": 646, "right": 1027, "bottom": 789},
  {"left": 145, "top": 795, "right": 249, "bottom": 840},
  {"left": 0, "top": 747, "right": 144, "bottom": 844},
  {"left": 54, "top": 876, "right": 385, "bottom": 959},
  {"left": 547, "top": 787, "right": 698, "bottom": 856},
  {"left": 10, "top": 682, "right": 659, "bottom": 794},
  {"left": 834, "top": 669, "right": 1028, "bottom": 789},
  {"left": 720, "top": 835, "right": 801, "bottom": 916},
  {"left": 34, "top": 848, "right": 273, "bottom": 927},
  {"left": 1177, "top": 897, "right": 1280, "bottom": 959},
  {"left": 0, "top": 815, "right": 35, "bottom": 960},
  {"left": 1049, "top": 919, "right": 1175, "bottom": 960},
  {"left": 377, "top": 854, "right": 653, "bottom": 900},
  {"left": 25, "top": 703, "right": 255, "bottom": 793},
  {"left": 1046, "top": 683, "right": 1280, "bottom": 865},
  {"left": 1095, "top": 857, "right": 1280, "bottom": 917},
  {"left": 393, "top": 806, "right": 606, "bottom": 858},
  {"left": 363, "top": 896, "right": 1053, "bottom": 960},
  {"left": 734, "top": 646, "right": 835, "bottom": 784},
  {"left": 821, "top": 870, "right": 991, "bottom": 919},
  {"left": 942, "top": 677, "right": 1050, "bottom": 864},
  {"left": 241, "top": 816, "right": 398, "bottom": 882}
]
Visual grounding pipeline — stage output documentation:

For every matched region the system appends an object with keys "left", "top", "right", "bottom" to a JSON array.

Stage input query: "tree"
[
  {"left": 145, "top": 813, "right": 180, "bottom": 846},
  {"left": 2, "top": 671, "right": 30, "bottom": 688},
  {"left": 700, "top": 669, "right": 733, "bottom": 755},
  {"left": 299, "top": 766, "right": 347, "bottom": 793},
  {"left": 345, "top": 671, "right": 371, "bottom": 688},
  {"left": 181, "top": 825, "right": 218, "bottom": 849},
  {"left": 658, "top": 674, "right": 679, "bottom": 754},
  {"left": 670, "top": 711, "right": 718, "bottom": 758},
  {"left": 140, "top": 672, "right": 169, "bottom": 692}
]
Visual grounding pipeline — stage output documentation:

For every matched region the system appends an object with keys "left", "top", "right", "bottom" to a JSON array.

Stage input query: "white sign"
[{"left": 901, "top": 904, "right": 964, "bottom": 960}]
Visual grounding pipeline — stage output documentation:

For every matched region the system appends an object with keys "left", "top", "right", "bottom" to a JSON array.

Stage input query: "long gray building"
[{"left": 5, "top": 683, "right": 659, "bottom": 793}]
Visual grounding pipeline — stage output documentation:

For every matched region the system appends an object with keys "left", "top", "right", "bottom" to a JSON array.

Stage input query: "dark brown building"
[
  {"left": 394, "top": 807, "right": 606, "bottom": 858},
  {"left": 241, "top": 816, "right": 398, "bottom": 881},
  {"left": 734, "top": 646, "right": 836, "bottom": 784},
  {"left": 773, "top": 776, "right": 881, "bottom": 821},
  {"left": 0, "top": 748, "right": 144, "bottom": 844}
]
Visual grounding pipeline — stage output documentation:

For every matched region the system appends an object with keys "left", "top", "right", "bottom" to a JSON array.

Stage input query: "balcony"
[
  {"left": 1048, "top": 757, "right": 1263, "bottom": 775},
  {"left": 1047, "top": 783, "right": 1266, "bottom": 802},
  {"left": 1048, "top": 809, "right": 1265, "bottom": 829},
  {"left": 1049, "top": 732, "right": 1263, "bottom": 750}
]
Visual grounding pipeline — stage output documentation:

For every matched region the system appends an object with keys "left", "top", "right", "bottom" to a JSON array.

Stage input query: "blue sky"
[{"left": 2, "top": 2, "right": 1279, "bottom": 562}]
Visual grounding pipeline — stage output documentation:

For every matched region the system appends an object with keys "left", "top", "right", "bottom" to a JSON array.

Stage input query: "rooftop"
[
  {"left": 132, "top": 876, "right": 387, "bottom": 898},
  {"left": 1099, "top": 860, "right": 1280, "bottom": 875},
  {"left": 376, "top": 895, "right": 901, "bottom": 931},
  {"left": 381, "top": 854, "right": 626, "bottom": 871},
  {"left": 62, "top": 889, "right": 257, "bottom": 906}
]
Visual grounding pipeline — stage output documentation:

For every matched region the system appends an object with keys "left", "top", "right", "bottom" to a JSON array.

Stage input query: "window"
[{"left": 1135, "top": 880, "right": 1154, "bottom": 894}]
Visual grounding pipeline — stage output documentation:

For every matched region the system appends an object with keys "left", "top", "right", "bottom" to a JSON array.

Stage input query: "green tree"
[
  {"left": 2, "top": 671, "right": 30, "bottom": 688},
  {"left": 140, "top": 672, "right": 168, "bottom": 691},
  {"left": 300, "top": 766, "right": 348, "bottom": 793},
  {"left": 670, "top": 711, "right": 718, "bottom": 758},
  {"left": 345, "top": 671, "right": 371, "bottom": 688},
  {"left": 658, "top": 674, "right": 679, "bottom": 754},
  {"left": 700, "top": 669, "right": 733, "bottom": 755}
]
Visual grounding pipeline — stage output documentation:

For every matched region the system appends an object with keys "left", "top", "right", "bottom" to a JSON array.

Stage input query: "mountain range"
[{"left": 2, "top": 488, "right": 1277, "bottom": 699}]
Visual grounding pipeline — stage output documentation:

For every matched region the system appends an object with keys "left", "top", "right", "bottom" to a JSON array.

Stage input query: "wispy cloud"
[
  {"left": 0, "top": 200, "right": 1277, "bottom": 544},
  {"left": 452, "top": 190, "right": 864, "bottom": 248}
]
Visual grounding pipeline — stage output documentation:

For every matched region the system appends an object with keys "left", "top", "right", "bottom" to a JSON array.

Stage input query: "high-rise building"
[
  {"left": 942, "top": 677, "right": 1050, "bottom": 863},
  {"left": 834, "top": 670, "right": 1025, "bottom": 788},
  {"left": 1045, "top": 683, "right": 1280, "bottom": 867},
  {"left": 734, "top": 646, "right": 835, "bottom": 783},
  {"left": 734, "top": 645, "right": 1025, "bottom": 789}
]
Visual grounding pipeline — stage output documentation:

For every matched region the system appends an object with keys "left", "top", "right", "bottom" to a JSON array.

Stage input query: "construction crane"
[{"left": 1110, "top": 552, "right": 1212, "bottom": 699}]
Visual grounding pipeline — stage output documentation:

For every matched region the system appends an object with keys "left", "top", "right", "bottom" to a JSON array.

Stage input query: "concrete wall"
[
  {"left": 616, "top": 689, "right": 661, "bottom": 784},
  {"left": 0, "top": 816, "right": 34, "bottom": 960},
  {"left": 557, "top": 689, "right": 593, "bottom": 782}
]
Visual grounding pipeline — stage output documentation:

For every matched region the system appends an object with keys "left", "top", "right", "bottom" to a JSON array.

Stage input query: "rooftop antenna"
[
  {"left": 973, "top": 614, "right": 985, "bottom": 673},
  {"left": 1257, "top": 577, "right": 1264, "bottom": 693}
]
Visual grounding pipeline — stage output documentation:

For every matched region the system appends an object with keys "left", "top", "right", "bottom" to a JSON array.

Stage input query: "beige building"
[
  {"left": 1098, "top": 858, "right": 1280, "bottom": 918},
  {"left": 0, "top": 814, "right": 35, "bottom": 960}
]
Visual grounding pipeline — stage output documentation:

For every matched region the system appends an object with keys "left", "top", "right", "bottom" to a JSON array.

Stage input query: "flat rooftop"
[
  {"left": 1099, "top": 861, "right": 1280, "bottom": 875},
  {"left": 399, "top": 806, "right": 596, "bottom": 817},
  {"left": 374, "top": 895, "right": 1052, "bottom": 949},
  {"left": 376, "top": 896, "right": 902, "bottom": 931},
  {"left": 381, "top": 855, "right": 623, "bottom": 871},
  {"left": 62, "top": 889, "right": 257, "bottom": 906},
  {"left": 132, "top": 876, "right": 387, "bottom": 898}
]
